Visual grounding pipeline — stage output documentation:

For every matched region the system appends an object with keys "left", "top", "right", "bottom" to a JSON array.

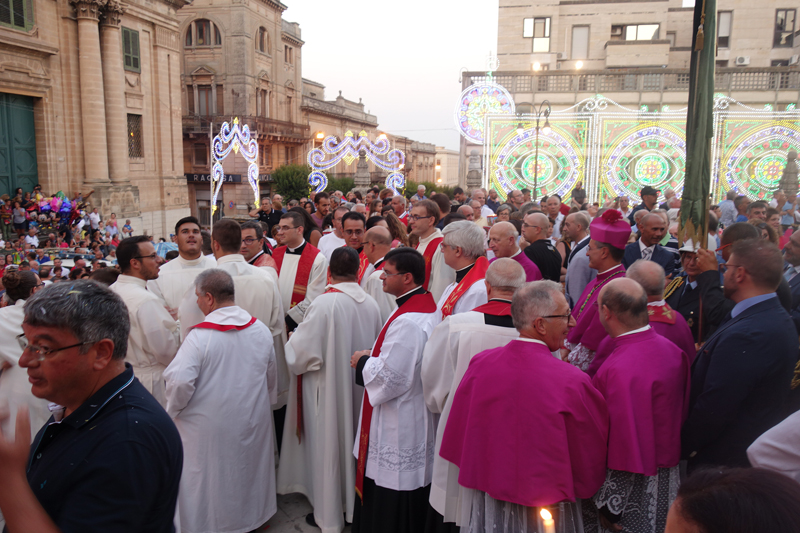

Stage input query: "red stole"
[
  {"left": 418, "top": 236, "right": 443, "bottom": 291},
  {"left": 648, "top": 303, "right": 677, "bottom": 325},
  {"left": 357, "top": 251, "right": 369, "bottom": 284},
  {"left": 273, "top": 243, "right": 320, "bottom": 308},
  {"left": 473, "top": 299, "right": 512, "bottom": 316},
  {"left": 441, "top": 257, "right": 489, "bottom": 318},
  {"left": 356, "top": 291, "right": 437, "bottom": 500},
  {"left": 191, "top": 316, "right": 257, "bottom": 332}
]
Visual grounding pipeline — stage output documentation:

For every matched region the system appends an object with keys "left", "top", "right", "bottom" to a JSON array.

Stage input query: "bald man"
[
  {"left": 470, "top": 200, "right": 488, "bottom": 227},
  {"left": 361, "top": 226, "right": 397, "bottom": 323},
  {"left": 521, "top": 212, "right": 562, "bottom": 282},
  {"left": 421, "top": 258, "right": 525, "bottom": 530},
  {"left": 457, "top": 204, "right": 474, "bottom": 222},
  {"left": 488, "top": 221, "right": 542, "bottom": 282},
  {"left": 585, "top": 277, "right": 689, "bottom": 533},
  {"left": 622, "top": 213, "right": 676, "bottom": 278}
]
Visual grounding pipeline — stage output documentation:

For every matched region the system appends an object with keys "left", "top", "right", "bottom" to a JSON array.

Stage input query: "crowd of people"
[{"left": 1, "top": 181, "right": 800, "bottom": 533}]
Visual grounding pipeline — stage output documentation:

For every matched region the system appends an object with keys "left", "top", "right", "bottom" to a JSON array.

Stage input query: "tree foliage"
[
  {"left": 403, "top": 180, "right": 456, "bottom": 200},
  {"left": 272, "top": 164, "right": 311, "bottom": 201}
]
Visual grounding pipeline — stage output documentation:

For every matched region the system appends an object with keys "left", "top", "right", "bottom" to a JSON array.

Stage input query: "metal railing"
[{"left": 182, "top": 115, "right": 310, "bottom": 141}]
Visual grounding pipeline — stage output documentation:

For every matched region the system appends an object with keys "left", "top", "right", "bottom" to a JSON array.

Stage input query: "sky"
[{"left": 283, "top": 1, "right": 499, "bottom": 151}]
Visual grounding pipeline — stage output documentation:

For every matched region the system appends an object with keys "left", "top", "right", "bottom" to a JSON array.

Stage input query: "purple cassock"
[
  {"left": 592, "top": 327, "right": 691, "bottom": 475},
  {"left": 567, "top": 264, "right": 626, "bottom": 351},
  {"left": 587, "top": 301, "right": 697, "bottom": 378},
  {"left": 440, "top": 339, "right": 609, "bottom": 507},
  {"left": 489, "top": 251, "right": 542, "bottom": 282}
]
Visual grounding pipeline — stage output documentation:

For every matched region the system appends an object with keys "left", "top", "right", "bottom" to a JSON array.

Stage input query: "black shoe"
[{"left": 305, "top": 513, "right": 318, "bottom": 528}]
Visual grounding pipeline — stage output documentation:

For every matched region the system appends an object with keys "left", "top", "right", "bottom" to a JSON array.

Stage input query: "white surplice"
[
  {"left": 362, "top": 263, "right": 396, "bottom": 324},
  {"left": 276, "top": 242, "right": 328, "bottom": 326},
  {"left": 748, "top": 409, "right": 800, "bottom": 483},
  {"left": 164, "top": 305, "right": 277, "bottom": 533},
  {"left": 178, "top": 254, "right": 290, "bottom": 408},
  {"left": 318, "top": 232, "right": 346, "bottom": 261},
  {"left": 353, "top": 309, "right": 437, "bottom": 491},
  {"left": 416, "top": 230, "right": 455, "bottom": 302},
  {"left": 277, "top": 282, "right": 383, "bottom": 533},
  {"left": 434, "top": 275, "right": 489, "bottom": 325},
  {"left": 421, "top": 310, "right": 519, "bottom": 524},
  {"left": 147, "top": 254, "right": 217, "bottom": 340},
  {"left": 110, "top": 274, "right": 180, "bottom": 407},
  {"left": 0, "top": 300, "right": 51, "bottom": 438}
]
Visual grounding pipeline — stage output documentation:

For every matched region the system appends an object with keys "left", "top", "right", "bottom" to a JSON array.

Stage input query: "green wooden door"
[{"left": 0, "top": 93, "right": 38, "bottom": 197}]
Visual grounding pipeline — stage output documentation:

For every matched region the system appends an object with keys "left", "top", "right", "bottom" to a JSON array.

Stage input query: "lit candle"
[{"left": 540, "top": 508, "right": 555, "bottom": 533}]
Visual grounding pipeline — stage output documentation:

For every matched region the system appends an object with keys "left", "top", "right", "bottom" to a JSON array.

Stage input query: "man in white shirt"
[
  {"left": 88, "top": 207, "right": 101, "bottom": 230},
  {"left": 148, "top": 216, "right": 217, "bottom": 339},
  {"left": 546, "top": 195, "right": 566, "bottom": 241},
  {"left": 277, "top": 247, "right": 383, "bottom": 532},
  {"left": 317, "top": 206, "right": 348, "bottom": 261},
  {"left": 436, "top": 220, "right": 489, "bottom": 324},
  {"left": 410, "top": 199, "right": 455, "bottom": 301},
  {"left": 349, "top": 248, "right": 438, "bottom": 533},
  {"left": 24, "top": 228, "right": 38, "bottom": 248},
  {"left": 110, "top": 236, "right": 180, "bottom": 406},
  {"left": 165, "top": 268, "right": 278, "bottom": 533},
  {"left": 362, "top": 226, "right": 397, "bottom": 323},
  {"left": 471, "top": 189, "right": 495, "bottom": 219},
  {"left": 421, "top": 258, "right": 525, "bottom": 530},
  {"left": 564, "top": 212, "right": 596, "bottom": 306}
]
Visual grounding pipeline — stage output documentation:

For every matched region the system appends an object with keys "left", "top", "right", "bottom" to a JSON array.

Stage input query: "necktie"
[
  {"left": 785, "top": 266, "right": 796, "bottom": 282},
  {"left": 642, "top": 247, "right": 653, "bottom": 261}
]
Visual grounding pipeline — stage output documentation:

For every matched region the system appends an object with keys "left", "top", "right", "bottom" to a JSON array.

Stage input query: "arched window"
[
  {"left": 256, "top": 27, "right": 268, "bottom": 53},
  {"left": 185, "top": 19, "right": 222, "bottom": 49}
]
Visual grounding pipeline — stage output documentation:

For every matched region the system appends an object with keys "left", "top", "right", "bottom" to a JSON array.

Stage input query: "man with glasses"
[
  {"left": 341, "top": 211, "right": 370, "bottom": 284},
  {"left": 240, "top": 220, "right": 278, "bottom": 274},
  {"left": 410, "top": 199, "right": 454, "bottom": 301},
  {"left": 318, "top": 206, "right": 348, "bottom": 261},
  {"left": 440, "top": 281, "right": 609, "bottom": 533},
  {"left": 110, "top": 235, "right": 179, "bottom": 407},
  {"left": 436, "top": 221, "right": 489, "bottom": 324},
  {"left": 148, "top": 216, "right": 217, "bottom": 339},
  {"left": 0, "top": 280, "right": 183, "bottom": 532},
  {"left": 522, "top": 212, "right": 562, "bottom": 282},
  {"left": 682, "top": 238, "right": 798, "bottom": 472}
]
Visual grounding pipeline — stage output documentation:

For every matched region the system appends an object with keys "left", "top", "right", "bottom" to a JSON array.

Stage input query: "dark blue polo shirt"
[{"left": 10, "top": 364, "right": 183, "bottom": 533}]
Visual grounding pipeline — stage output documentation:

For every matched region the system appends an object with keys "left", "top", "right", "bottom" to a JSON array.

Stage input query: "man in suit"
[
  {"left": 682, "top": 238, "right": 798, "bottom": 472},
  {"left": 781, "top": 228, "right": 800, "bottom": 333},
  {"left": 621, "top": 213, "right": 676, "bottom": 278},
  {"left": 564, "top": 212, "right": 595, "bottom": 306}
]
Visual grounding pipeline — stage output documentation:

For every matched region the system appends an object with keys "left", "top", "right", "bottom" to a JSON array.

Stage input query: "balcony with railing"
[
  {"left": 182, "top": 115, "right": 310, "bottom": 142},
  {"left": 301, "top": 96, "right": 378, "bottom": 126}
]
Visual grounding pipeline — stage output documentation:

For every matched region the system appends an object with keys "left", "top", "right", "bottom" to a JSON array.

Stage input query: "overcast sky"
[{"left": 284, "top": 1, "right": 499, "bottom": 151}]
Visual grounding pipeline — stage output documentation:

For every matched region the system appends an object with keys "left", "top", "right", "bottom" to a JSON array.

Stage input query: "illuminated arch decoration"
[
  {"left": 601, "top": 123, "right": 687, "bottom": 202},
  {"left": 491, "top": 122, "right": 586, "bottom": 200},
  {"left": 211, "top": 117, "right": 259, "bottom": 213},
  {"left": 307, "top": 130, "right": 406, "bottom": 194},
  {"left": 455, "top": 80, "right": 516, "bottom": 145}
]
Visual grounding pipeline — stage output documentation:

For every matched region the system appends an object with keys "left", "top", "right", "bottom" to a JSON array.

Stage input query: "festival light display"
[
  {"left": 455, "top": 57, "right": 516, "bottom": 145},
  {"left": 307, "top": 130, "right": 406, "bottom": 194},
  {"left": 211, "top": 118, "right": 259, "bottom": 214}
]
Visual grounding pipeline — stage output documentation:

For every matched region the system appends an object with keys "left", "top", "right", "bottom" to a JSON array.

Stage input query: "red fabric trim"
[
  {"left": 357, "top": 252, "right": 370, "bottom": 284},
  {"left": 648, "top": 303, "right": 677, "bottom": 325},
  {"left": 441, "top": 257, "right": 490, "bottom": 318},
  {"left": 273, "top": 243, "right": 320, "bottom": 309},
  {"left": 192, "top": 316, "right": 257, "bottom": 332},
  {"left": 419, "top": 237, "right": 443, "bottom": 291},
  {"left": 472, "top": 300, "right": 512, "bottom": 317}
]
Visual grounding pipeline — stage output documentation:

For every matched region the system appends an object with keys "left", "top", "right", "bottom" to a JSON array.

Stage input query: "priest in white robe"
[
  {"left": 147, "top": 216, "right": 216, "bottom": 341},
  {"left": 362, "top": 226, "right": 397, "bottom": 323},
  {"left": 410, "top": 199, "right": 455, "bottom": 302},
  {"left": 277, "top": 247, "right": 383, "bottom": 533},
  {"left": 435, "top": 221, "right": 489, "bottom": 324},
  {"left": 350, "top": 248, "right": 438, "bottom": 533},
  {"left": 318, "top": 206, "right": 348, "bottom": 261},
  {"left": 164, "top": 268, "right": 278, "bottom": 533},
  {"left": 421, "top": 259, "right": 525, "bottom": 532},
  {"left": 111, "top": 236, "right": 180, "bottom": 407}
]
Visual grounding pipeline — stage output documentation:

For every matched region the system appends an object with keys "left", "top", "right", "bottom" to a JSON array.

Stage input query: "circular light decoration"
[
  {"left": 455, "top": 82, "right": 515, "bottom": 145},
  {"left": 722, "top": 123, "right": 800, "bottom": 199},
  {"left": 603, "top": 124, "right": 686, "bottom": 202},
  {"left": 492, "top": 125, "right": 582, "bottom": 199}
]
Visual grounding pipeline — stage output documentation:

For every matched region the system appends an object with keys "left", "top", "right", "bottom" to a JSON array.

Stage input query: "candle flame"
[{"left": 540, "top": 509, "right": 553, "bottom": 521}]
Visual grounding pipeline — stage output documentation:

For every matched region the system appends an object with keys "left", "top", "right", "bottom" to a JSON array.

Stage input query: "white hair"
[
  {"left": 485, "top": 258, "right": 526, "bottom": 290},
  {"left": 510, "top": 280, "right": 562, "bottom": 330},
  {"left": 442, "top": 220, "right": 486, "bottom": 259}
]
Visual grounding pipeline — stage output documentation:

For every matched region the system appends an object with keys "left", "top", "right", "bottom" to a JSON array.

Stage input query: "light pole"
[{"left": 530, "top": 100, "right": 551, "bottom": 202}]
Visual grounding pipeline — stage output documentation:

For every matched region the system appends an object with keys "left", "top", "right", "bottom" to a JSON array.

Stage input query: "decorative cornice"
[
  {"left": 100, "top": 0, "right": 125, "bottom": 27},
  {"left": 281, "top": 32, "right": 303, "bottom": 46},
  {"left": 69, "top": 0, "right": 108, "bottom": 21}
]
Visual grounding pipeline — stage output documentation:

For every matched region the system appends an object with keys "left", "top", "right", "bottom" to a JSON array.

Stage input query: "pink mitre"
[{"left": 590, "top": 209, "right": 629, "bottom": 249}]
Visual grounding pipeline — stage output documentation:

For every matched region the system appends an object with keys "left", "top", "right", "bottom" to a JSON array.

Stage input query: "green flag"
[{"left": 680, "top": 0, "right": 716, "bottom": 248}]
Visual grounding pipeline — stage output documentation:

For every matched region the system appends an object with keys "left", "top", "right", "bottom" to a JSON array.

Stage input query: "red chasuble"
[
  {"left": 355, "top": 291, "right": 437, "bottom": 500},
  {"left": 440, "top": 256, "right": 489, "bottom": 318},
  {"left": 273, "top": 242, "right": 321, "bottom": 443},
  {"left": 418, "top": 237, "right": 443, "bottom": 291}
]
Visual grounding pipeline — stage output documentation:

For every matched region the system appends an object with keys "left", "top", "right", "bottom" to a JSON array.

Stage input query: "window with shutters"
[
  {"left": 717, "top": 11, "right": 732, "bottom": 49},
  {"left": 0, "top": 0, "right": 33, "bottom": 31},
  {"left": 127, "top": 114, "right": 143, "bottom": 159},
  {"left": 122, "top": 27, "right": 140, "bottom": 73},
  {"left": 775, "top": 9, "right": 796, "bottom": 48},
  {"left": 523, "top": 17, "right": 551, "bottom": 53},
  {"left": 197, "top": 86, "right": 212, "bottom": 116}
]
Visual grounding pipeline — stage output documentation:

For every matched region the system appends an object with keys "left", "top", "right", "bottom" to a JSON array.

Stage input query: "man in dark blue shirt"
[{"left": 0, "top": 280, "right": 182, "bottom": 533}]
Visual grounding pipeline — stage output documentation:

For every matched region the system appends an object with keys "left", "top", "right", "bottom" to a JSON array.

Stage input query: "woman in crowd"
[
  {"left": 495, "top": 204, "right": 512, "bottom": 222},
  {"left": 383, "top": 211, "right": 408, "bottom": 247},
  {"left": 106, "top": 213, "right": 118, "bottom": 237},
  {"left": 12, "top": 201, "right": 26, "bottom": 238},
  {"left": 766, "top": 207, "right": 782, "bottom": 233},
  {"left": 0, "top": 270, "right": 51, "bottom": 441},
  {"left": 751, "top": 220, "right": 779, "bottom": 245},
  {"left": 368, "top": 199, "right": 382, "bottom": 217},
  {"left": 288, "top": 206, "right": 322, "bottom": 247},
  {"left": 303, "top": 201, "right": 314, "bottom": 215}
]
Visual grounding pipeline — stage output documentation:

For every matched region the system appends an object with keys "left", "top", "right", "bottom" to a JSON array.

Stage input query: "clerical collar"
[
  {"left": 287, "top": 240, "right": 306, "bottom": 255},
  {"left": 396, "top": 286, "right": 425, "bottom": 307},
  {"left": 598, "top": 264, "right": 623, "bottom": 276},
  {"left": 648, "top": 300, "right": 666, "bottom": 307},
  {"left": 247, "top": 250, "right": 265, "bottom": 265},
  {"left": 510, "top": 249, "right": 521, "bottom": 259},
  {"left": 356, "top": 246, "right": 364, "bottom": 255},
  {"left": 374, "top": 257, "right": 385, "bottom": 269},
  {"left": 488, "top": 298, "right": 512, "bottom": 303},
  {"left": 455, "top": 262, "right": 475, "bottom": 283},
  {"left": 617, "top": 324, "right": 651, "bottom": 338}
]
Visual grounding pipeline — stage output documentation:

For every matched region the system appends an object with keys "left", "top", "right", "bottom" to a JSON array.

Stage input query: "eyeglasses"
[
  {"left": 542, "top": 312, "right": 572, "bottom": 320},
  {"left": 380, "top": 271, "right": 407, "bottom": 278},
  {"left": 133, "top": 253, "right": 158, "bottom": 261},
  {"left": 408, "top": 214, "right": 432, "bottom": 221},
  {"left": 344, "top": 229, "right": 364, "bottom": 236},
  {"left": 241, "top": 237, "right": 260, "bottom": 245},
  {"left": 17, "top": 333, "right": 96, "bottom": 362},
  {"left": 277, "top": 225, "right": 297, "bottom": 232}
]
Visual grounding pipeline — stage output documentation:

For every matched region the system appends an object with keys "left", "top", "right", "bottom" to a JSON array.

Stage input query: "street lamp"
[{"left": 531, "top": 100, "right": 552, "bottom": 202}]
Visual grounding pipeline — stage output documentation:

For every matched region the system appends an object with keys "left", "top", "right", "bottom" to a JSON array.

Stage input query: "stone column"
[
  {"left": 100, "top": 0, "right": 128, "bottom": 183},
  {"left": 193, "top": 83, "right": 199, "bottom": 115},
  {"left": 70, "top": 0, "right": 110, "bottom": 183},
  {"left": 211, "top": 79, "right": 217, "bottom": 114}
]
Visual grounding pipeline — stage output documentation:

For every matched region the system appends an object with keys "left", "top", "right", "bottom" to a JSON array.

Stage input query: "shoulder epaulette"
[{"left": 664, "top": 276, "right": 685, "bottom": 299}]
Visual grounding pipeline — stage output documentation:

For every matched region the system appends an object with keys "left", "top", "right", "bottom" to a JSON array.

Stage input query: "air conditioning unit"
[
  {"left": 790, "top": 55, "right": 799, "bottom": 65},
  {"left": 556, "top": 52, "right": 566, "bottom": 59},
  {"left": 735, "top": 56, "right": 750, "bottom": 66}
]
